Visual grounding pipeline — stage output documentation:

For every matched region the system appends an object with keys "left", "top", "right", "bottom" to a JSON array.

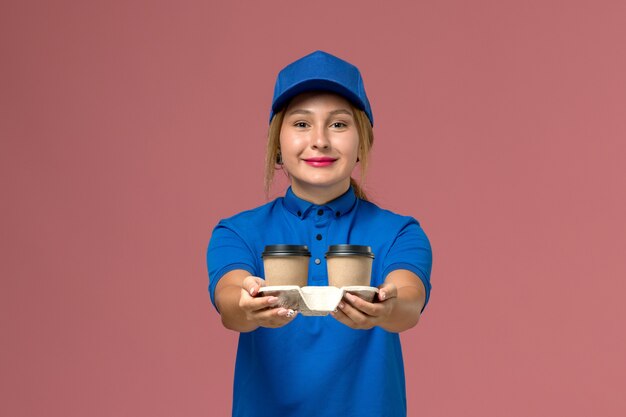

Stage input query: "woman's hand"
[
  {"left": 330, "top": 282, "right": 398, "bottom": 330},
  {"left": 239, "top": 276, "right": 298, "bottom": 329},
  {"left": 331, "top": 270, "right": 426, "bottom": 332},
  {"left": 215, "top": 270, "right": 298, "bottom": 332}
]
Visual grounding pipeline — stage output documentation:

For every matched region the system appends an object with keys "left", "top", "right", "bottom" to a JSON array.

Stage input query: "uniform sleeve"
[
  {"left": 206, "top": 221, "right": 257, "bottom": 310},
  {"left": 382, "top": 219, "right": 433, "bottom": 310}
]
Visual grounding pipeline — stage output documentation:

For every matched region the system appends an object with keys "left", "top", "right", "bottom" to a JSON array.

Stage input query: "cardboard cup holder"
[{"left": 258, "top": 285, "right": 379, "bottom": 316}]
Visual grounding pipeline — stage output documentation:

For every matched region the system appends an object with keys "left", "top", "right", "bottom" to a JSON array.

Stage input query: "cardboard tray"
[{"left": 258, "top": 286, "right": 379, "bottom": 316}]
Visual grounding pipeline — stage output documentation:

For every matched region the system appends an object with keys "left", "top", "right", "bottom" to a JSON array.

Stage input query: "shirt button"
[
  {"left": 316, "top": 234, "right": 322, "bottom": 240},
  {"left": 297, "top": 210, "right": 302, "bottom": 217},
  {"left": 317, "top": 209, "right": 324, "bottom": 215},
  {"left": 314, "top": 258, "right": 321, "bottom": 265}
]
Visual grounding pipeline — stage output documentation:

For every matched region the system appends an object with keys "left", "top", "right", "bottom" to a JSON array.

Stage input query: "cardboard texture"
[
  {"left": 263, "top": 256, "right": 310, "bottom": 287},
  {"left": 258, "top": 286, "right": 379, "bottom": 316},
  {"left": 326, "top": 256, "right": 374, "bottom": 287}
]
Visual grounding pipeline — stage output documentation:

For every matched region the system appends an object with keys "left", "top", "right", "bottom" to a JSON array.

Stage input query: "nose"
[{"left": 311, "top": 126, "right": 330, "bottom": 150}]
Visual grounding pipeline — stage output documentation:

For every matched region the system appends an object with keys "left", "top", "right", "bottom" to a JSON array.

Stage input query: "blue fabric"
[
  {"left": 207, "top": 187, "right": 432, "bottom": 417},
  {"left": 270, "top": 50, "right": 374, "bottom": 126}
]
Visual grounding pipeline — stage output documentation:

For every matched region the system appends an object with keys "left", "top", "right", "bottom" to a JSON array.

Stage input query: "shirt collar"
[{"left": 283, "top": 186, "right": 357, "bottom": 219}]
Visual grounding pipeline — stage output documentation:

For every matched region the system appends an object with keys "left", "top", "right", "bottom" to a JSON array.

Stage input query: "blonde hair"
[{"left": 264, "top": 103, "right": 374, "bottom": 200}]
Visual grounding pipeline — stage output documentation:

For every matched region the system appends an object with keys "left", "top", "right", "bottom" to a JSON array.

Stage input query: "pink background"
[{"left": 2, "top": 0, "right": 625, "bottom": 416}]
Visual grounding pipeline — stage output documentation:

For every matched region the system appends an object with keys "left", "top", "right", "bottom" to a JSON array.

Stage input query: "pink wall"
[{"left": 2, "top": 1, "right": 625, "bottom": 415}]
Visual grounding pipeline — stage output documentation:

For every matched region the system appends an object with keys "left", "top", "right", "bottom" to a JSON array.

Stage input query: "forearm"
[
  {"left": 214, "top": 270, "right": 259, "bottom": 333},
  {"left": 378, "top": 270, "right": 426, "bottom": 333},
  {"left": 216, "top": 287, "right": 258, "bottom": 332},
  {"left": 379, "top": 285, "right": 424, "bottom": 332}
]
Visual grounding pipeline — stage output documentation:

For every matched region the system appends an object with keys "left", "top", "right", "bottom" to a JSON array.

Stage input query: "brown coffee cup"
[
  {"left": 262, "top": 245, "right": 311, "bottom": 287},
  {"left": 325, "top": 245, "right": 374, "bottom": 287}
]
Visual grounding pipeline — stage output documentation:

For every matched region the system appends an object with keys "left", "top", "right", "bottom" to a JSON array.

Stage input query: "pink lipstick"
[{"left": 303, "top": 157, "right": 337, "bottom": 167}]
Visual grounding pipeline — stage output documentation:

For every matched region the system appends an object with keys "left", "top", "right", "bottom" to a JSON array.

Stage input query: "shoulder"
[
  {"left": 208, "top": 198, "right": 284, "bottom": 261},
  {"left": 355, "top": 199, "right": 422, "bottom": 229},
  {"left": 216, "top": 198, "right": 283, "bottom": 229}
]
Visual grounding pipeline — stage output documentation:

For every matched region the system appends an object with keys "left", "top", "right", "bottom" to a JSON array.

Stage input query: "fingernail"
[
  {"left": 277, "top": 308, "right": 287, "bottom": 316},
  {"left": 346, "top": 294, "right": 355, "bottom": 302},
  {"left": 339, "top": 302, "right": 345, "bottom": 309},
  {"left": 249, "top": 287, "right": 255, "bottom": 295},
  {"left": 380, "top": 291, "right": 386, "bottom": 300},
  {"left": 268, "top": 296, "right": 279, "bottom": 304}
]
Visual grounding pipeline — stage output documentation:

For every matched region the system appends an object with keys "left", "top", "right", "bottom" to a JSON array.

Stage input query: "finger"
[
  {"left": 276, "top": 308, "right": 298, "bottom": 319},
  {"left": 330, "top": 306, "right": 352, "bottom": 326},
  {"left": 330, "top": 301, "right": 360, "bottom": 326},
  {"left": 377, "top": 282, "right": 397, "bottom": 302},
  {"left": 256, "top": 307, "right": 298, "bottom": 328},
  {"left": 240, "top": 289, "right": 279, "bottom": 312},
  {"left": 344, "top": 292, "right": 382, "bottom": 317},
  {"left": 337, "top": 298, "right": 372, "bottom": 328},
  {"left": 242, "top": 276, "right": 265, "bottom": 297}
]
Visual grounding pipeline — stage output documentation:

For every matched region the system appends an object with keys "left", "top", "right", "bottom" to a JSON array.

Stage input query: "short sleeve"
[
  {"left": 381, "top": 219, "right": 433, "bottom": 310},
  {"left": 206, "top": 221, "right": 257, "bottom": 310}
]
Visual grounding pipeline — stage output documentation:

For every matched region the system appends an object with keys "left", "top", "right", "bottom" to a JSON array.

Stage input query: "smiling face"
[{"left": 279, "top": 92, "right": 360, "bottom": 204}]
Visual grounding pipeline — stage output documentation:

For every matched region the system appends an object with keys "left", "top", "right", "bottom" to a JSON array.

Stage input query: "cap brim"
[{"left": 271, "top": 79, "right": 366, "bottom": 116}]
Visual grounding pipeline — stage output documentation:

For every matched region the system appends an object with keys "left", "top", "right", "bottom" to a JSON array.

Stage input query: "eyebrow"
[{"left": 286, "top": 108, "right": 354, "bottom": 117}]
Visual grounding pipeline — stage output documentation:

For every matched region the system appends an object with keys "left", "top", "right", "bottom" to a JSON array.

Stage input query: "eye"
[
  {"left": 330, "top": 122, "right": 348, "bottom": 128},
  {"left": 293, "top": 121, "right": 309, "bottom": 128}
]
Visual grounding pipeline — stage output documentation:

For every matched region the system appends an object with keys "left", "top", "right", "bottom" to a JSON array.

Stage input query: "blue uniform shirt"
[{"left": 207, "top": 186, "right": 432, "bottom": 417}]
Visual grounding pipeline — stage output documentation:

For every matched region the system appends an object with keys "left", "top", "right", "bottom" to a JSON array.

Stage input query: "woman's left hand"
[{"left": 330, "top": 282, "right": 398, "bottom": 330}]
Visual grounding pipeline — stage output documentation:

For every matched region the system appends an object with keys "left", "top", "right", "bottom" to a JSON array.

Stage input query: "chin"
[{"left": 295, "top": 177, "right": 351, "bottom": 190}]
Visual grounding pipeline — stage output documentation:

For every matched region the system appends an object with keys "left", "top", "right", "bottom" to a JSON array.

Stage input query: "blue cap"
[{"left": 270, "top": 50, "right": 373, "bottom": 126}]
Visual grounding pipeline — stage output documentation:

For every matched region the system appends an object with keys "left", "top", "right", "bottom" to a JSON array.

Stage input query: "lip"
[{"left": 303, "top": 157, "right": 337, "bottom": 167}]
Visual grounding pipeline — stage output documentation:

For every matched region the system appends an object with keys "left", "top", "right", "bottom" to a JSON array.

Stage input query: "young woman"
[{"left": 208, "top": 50, "right": 432, "bottom": 417}]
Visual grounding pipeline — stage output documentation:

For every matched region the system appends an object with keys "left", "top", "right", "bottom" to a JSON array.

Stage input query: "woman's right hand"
[{"left": 239, "top": 276, "right": 298, "bottom": 328}]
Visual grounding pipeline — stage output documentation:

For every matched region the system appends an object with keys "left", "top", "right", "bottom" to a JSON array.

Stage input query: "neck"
[{"left": 290, "top": 180, "right": 350, "bottom": 205}]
